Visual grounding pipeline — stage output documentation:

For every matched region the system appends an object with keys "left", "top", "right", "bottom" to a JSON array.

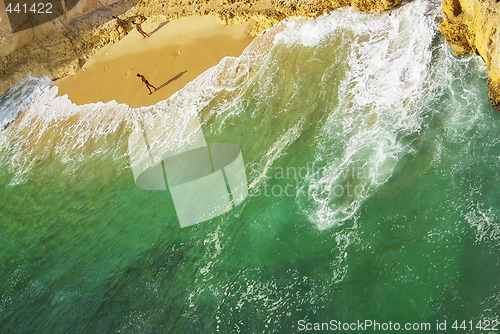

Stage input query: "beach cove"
[
  {"left": 55, "top": 15, "right": 255, "bottom": 108},
  {"left": 0, "top": 0, "right": 499, "bottom": 332}
]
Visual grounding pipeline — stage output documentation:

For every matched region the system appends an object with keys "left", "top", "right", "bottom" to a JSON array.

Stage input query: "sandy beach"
[
  {"left": 55, "top": 15, "right": 254, "bottom": 108},
  {"left": 2, "top": 1, "right": 500, "bottom": 331}
]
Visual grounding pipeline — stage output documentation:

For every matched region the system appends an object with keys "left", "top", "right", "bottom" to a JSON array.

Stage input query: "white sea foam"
[
  {"left": 465, "top": 203, "right": 500, "bottom": 245},
  {"left": 289, "top": 0, "right": 442, "bottom": 229},
  {"left": 0, "top": 21, "right": 282, "bottom": 186},
  {"left": 0, "top": 0, "right": 489, "bottom": 236},
  {"left": 0, "top": 76, "right": 52, "bottom": 129},
  {"left": 0, "top": 82, "right": 134, "bottom": 185}
]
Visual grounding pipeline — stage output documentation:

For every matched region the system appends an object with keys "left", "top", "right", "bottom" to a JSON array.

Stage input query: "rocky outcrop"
[
  {"left": 0, "top": 0, "right": 403, "bottom": 95},
  {"left": 0, "top": 0, "right": 139, "bottom": 94},
  {"left": 439, "top": 0, "right": 500, "bottom": 110}
]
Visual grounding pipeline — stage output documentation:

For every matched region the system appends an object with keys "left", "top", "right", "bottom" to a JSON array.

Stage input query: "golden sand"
[{"left": 56, "top": 15, "right": 254, "bottom": 108}]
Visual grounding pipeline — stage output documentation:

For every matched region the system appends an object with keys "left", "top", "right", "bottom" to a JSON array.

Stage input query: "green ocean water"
[{"left": 0, "top": 1, "right": 499, "bottom": 333}]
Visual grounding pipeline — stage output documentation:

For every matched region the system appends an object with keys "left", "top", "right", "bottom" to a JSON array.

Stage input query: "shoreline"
[
  {"left": 0, "top": 0, "right": 403, "bottom": 98},
  {"left": 1, "top": 0, "right": 499, "bottom": 110},
  {"left": 55, "top": 15, "right": 255, "bottom": 108}
]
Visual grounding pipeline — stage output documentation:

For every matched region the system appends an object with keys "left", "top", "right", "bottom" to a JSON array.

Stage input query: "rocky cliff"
[
  {"left": 0, "top": 0, "right": 404, "bottom": 95},
  {"left": 439, "top": 0, "right": 500, "bottom": 110},
  {"left": 0, "top": 0, "right": 137, "bottom": 94}
]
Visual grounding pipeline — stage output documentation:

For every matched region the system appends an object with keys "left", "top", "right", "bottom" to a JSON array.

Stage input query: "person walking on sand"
[
  {"left": 112, "top": 16, "right": 126, "bottom": 35},
  {"left": 137, "top": 74, "right": 157, "bottom": 95},
  {"left": 131, "top": 21, "right": 149, "bottom": 38}
]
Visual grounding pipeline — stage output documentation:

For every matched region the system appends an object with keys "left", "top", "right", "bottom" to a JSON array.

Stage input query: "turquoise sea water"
[{"left": 0, "top": 1, "right": 499, "bottom": 332}]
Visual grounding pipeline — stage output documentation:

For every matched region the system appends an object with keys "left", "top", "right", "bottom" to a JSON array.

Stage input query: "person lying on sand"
[
  {"left": 131, "top": 21, "right": 149, "bottom": 38},
  {"left": 112, "top": 16, "right": 126, "bottom": 35},
  {"left": 137, "top": 74, "right": 157, "bottom": 95}
]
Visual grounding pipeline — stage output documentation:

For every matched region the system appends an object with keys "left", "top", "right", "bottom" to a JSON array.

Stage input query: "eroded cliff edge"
[
  {"left": 0, "top": 0, "right": 402, "bottom": 95},
  {"left": 439, "top": 0, "right": 500, "bottom": 110}
]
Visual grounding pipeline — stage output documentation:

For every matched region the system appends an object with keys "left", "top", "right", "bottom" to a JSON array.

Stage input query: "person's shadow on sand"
[
  {"left": 156, "top": 70, "right": 188, "bottom": 91},
  {"left": 149, "top": 21, "right": 168, "bottom": 36}
]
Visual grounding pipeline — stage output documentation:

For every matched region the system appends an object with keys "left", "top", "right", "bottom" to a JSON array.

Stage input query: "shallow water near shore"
[{"left": 0, "top": 0, "right": 499, "bottom": 332}]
